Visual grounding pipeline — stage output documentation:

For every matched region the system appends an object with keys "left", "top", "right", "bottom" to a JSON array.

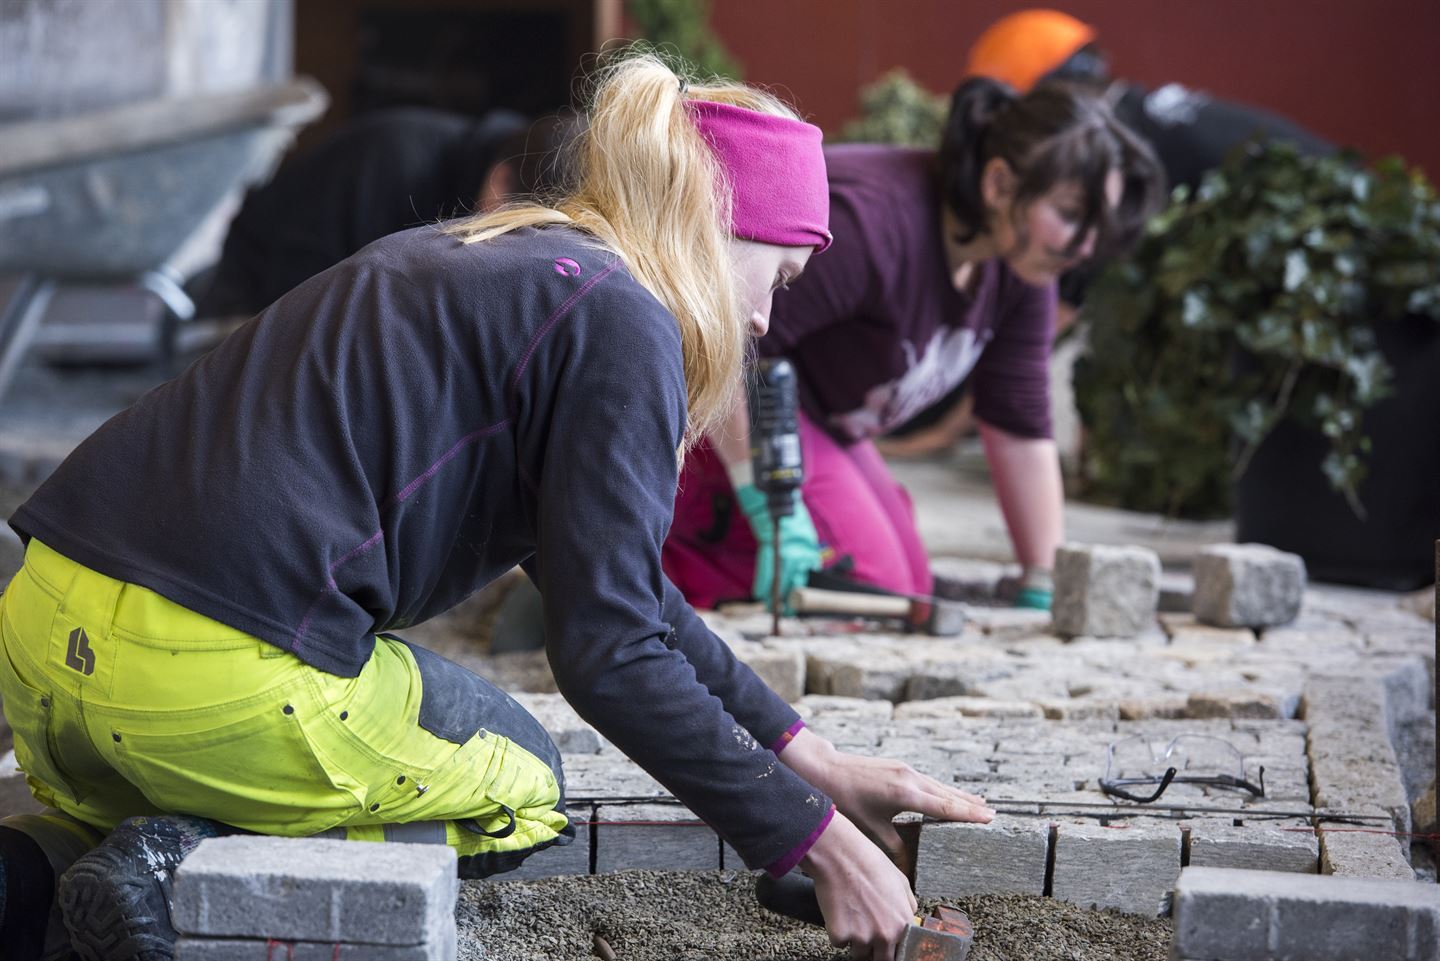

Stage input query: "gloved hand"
[
  {"left": 1015, "top": 565, "right": 1053, "bottom": 611},
  {"left": 735, "top": 483, "right": 822, "bottom": 614}
]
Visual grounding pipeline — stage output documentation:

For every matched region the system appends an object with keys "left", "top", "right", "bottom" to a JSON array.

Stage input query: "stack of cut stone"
[{"left": 171, "top": 837, "right": 457, "bottom": 960}]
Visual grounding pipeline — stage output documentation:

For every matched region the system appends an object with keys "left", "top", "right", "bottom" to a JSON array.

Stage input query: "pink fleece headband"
[{"left": 684, "top": 100, "right": 832, "bottom": 253}]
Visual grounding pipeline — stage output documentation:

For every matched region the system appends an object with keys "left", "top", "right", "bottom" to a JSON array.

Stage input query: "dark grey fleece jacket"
[{"left": 12, "top": 224, "right": 830, "bottom": 870}]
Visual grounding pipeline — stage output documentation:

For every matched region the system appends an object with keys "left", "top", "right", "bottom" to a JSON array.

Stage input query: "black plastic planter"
[{"left": 1233, "top": 315, "right": 1440, "bottom": 590}]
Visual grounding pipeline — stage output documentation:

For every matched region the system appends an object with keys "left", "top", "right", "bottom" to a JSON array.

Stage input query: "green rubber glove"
[
  {"left": 1015, "top": 566, "right": 1054, "bottom": 611},
  {"left": 735, "top": 483, "right": 822, "bottom": 614}
]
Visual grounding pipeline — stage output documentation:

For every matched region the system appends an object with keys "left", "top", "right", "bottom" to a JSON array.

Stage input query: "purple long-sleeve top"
[{"left": 759, "top": 145, "right": 1057, "bottom": 441}]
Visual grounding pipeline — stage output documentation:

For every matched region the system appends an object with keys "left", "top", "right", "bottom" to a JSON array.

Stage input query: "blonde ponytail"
[{"left": 447, "top": 49, "right": 801, "bottom": 447}]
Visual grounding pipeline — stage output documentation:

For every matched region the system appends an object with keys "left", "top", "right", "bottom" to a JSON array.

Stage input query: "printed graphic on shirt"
[{"left": 829, "top": 326, "right": 989, "bottom": 441}]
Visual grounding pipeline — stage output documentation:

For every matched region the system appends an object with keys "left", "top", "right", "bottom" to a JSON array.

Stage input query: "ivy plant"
[
  {"left": 840, "top": 70, "right": 947, "bottom": 147},
  {"left": 625, "top": 0, "right": 742, "bottom": 79},
  {"left": 1074, "top": 143, "right": 1440, "bottom": 519}
]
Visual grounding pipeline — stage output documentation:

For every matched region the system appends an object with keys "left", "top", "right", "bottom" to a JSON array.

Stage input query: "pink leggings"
[{"left": 663, "top": 412, "right": 933, "bottom": 609}]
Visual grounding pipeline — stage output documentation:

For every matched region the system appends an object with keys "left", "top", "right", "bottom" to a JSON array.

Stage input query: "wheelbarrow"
[{"left": 0, "top": 78, "right": 329, "bottom": 403}]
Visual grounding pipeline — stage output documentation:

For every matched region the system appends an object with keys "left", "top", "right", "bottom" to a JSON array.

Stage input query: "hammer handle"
[{"left": 788, "top": 586, "right": 912, "bottom": 619}]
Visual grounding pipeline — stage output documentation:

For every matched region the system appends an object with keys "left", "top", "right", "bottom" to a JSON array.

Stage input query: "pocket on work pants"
[
  {"left": 304, "top": 635, "right": 570, "bottom": 862},
  {"left": 0, "top": 651, "right": 79, "bottom": 810},
  {"left": 105, "top": 684, "right": 362, "bottom": 835}
]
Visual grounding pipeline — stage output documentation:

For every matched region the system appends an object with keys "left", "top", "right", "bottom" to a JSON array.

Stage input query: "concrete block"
[
  {"left": 1319, "top": 825, "right": 1415, "bottom": 880},
  {"left": 592, "top": 802, "right": 719, "bottom": 873},
  {"left": 798, "top": 715, "right": 882, "bottom": 750},
  {"left": 965, "top": 673, "right": 1072, "bottom": 703},
  {"left": 177, "top": 919, "right": 456, "bottom": 961},
  {"left": 1185, "top": 819, "right": 1318, "bottom": 874},
  {"left": 1118, "top": 696, "right": 1191, "bottom": 720},
  {"left": 171, "top": 838, "right": 457, "bottom": 944},
  {"left": 1194, "top": 544, "right": 1306, "bottom": 629},
  {"left": 1160, "top": 613, "right": 1258, "bottom": 646},
  {"left": 1186, "top": 688, "right": 1291, "bottom": 720},
  {"left": 795, "top": 695, "right": 894, "bottom": 721},
  {"left": 559, "top": 754, "right": 666, "bottom": 801},
  {"left": 508, "top": 693, "right": 603, "bottom": 755},
  {"left": 1174, "top": 866, "right": 1440, "bottom": 961},
  {"left": 913, "top": 817, "right": 1050, "bottom": 899},
  {"left": 902, "top": 657, "right": 1022, "bottom": 702},
  {"left": 806, "top": 651, "right": 910, "bottom": 701},
  {"left": 1052, "top": 544, "right": 1160, "bottom": 639},
  {"left": 963, "top": 606, "right": 1053, "bottom": 638},
  {"left": 892, "top": 695, "right": 1043, "bottom": 719},
  {"left": 504, "top": 805, "right": 592, "bottom": 880},
  {"left": 1039, "top": 698, "right": 1121, "bottom": 722},
  {"left": 1051, "top": 819, "right": 1181, "bottom": 916},
  {"left": 728, "top": 640, "right": 805, "bottom": 704}
]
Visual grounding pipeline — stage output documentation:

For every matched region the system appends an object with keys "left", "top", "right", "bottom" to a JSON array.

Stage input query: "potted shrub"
[{"left": 1074, "top": 143, "right": 1440, "bottom": 588}]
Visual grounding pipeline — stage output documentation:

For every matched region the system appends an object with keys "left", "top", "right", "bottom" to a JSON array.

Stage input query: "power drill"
[{"left": 747, "top": 358, "right": 804, "bottom": 635}]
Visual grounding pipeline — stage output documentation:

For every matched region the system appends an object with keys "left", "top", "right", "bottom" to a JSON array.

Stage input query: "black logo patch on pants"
[{"left": 65, "top": 627, "right": 96, "bottom": 676}]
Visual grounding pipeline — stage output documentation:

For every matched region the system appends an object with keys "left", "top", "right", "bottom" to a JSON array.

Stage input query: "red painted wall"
[{"left": 710, "top": 0, "right": 1440, "bottom": 178}]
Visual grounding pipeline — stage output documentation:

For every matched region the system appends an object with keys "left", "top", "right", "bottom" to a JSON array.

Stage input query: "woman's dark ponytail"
[
  {"left": 939, "top": 77, "right": 1019, "bottom": 243},
  {"left": 937, "top": 77, "right": 1165, "bottom": 262}
]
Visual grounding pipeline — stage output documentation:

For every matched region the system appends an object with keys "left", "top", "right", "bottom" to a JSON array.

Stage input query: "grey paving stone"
[
  {"left": 1159, "top": 613, "right": 1258, "bottom": 647},
  {"left": 891, "top": 695, "right": 1043, "bottom": 719},
  {"left": 806, "top": 652, "right": 910, "bottom": 701},
  {"left": 797, "top": 715, "right": 882, "bottom": 750},
  {"left": 1039, "top": 698, "right": 1121, "bottom": 722},
  {"left": 1174, "top": 865, "right": 1440, "bottom": 961},
  {"left": 1186, "top": 688, "right": 1292, "bottom": 720},
  {"left": 1052, "top": 543, "right": 1160, "bottom": 639},
  {"left": 902, "top": 658, "right": 1021, "bottom": 702},
  {"left": 1318, "top": 824, "right": 1415, "bottom": 880},
  {"left": 1117, "top": 696, "right": 1191, "bottom": 720},
  {"left": 559, "top": 754, "right": 667, "bottom": 803},
  {"left": 1194, "top": 544, "right": 1306, "bottom": 629},
  {"left": 592, "top": 802, "right": 720, "bottom": 873},
  {"left": 913, "top": 817, "right": 1050, "bottom": 899},
  {"left": 171, "top": 837, "right": 457, "bottom": 944},
  {"left": 504, "top": 805, "right": 592, "bottom": 880},
  {"left": 176, "top": 918, "right": 456, "bottom": 961},
  {"left": 508, "top": 693, "right": 603, "bottom": 755},
  {"left": 1050, "top": 818, "right": 1181, "bottom": 916},
  {"left": 728, "top": 640, "right": 805, "bottom": 704},
  {"left": 795, "top": 695, "right": 894, "bottom": 721},
  {"left": 962, "top": 606, "right": 1053, "bottom": 638},
  {"left": 1185, "top": 819, "right": 1318, "bottom": 874}
]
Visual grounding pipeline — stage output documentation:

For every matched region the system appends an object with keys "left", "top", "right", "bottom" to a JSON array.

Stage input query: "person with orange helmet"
[{"left": 882, "top": 9, "right": 1334, "bottom": 459}]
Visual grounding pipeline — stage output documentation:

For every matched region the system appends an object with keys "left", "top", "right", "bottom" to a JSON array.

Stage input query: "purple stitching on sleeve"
[
  {"left": 769, "top": 718, "right": 806, "bottom": 755},
  {"left": 765, "top": 804, "right": 835, "bottom": 879}
]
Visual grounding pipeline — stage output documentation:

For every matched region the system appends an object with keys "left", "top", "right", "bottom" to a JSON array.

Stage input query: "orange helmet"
[{"left": 965, "top": 9, "right": 1097, "bottom": 93}]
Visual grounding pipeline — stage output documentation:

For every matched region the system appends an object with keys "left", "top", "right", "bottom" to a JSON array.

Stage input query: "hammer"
[
  {"left": 787, "top": 574, "right": 967, "bottom": 637},
  {"left": 756, "top": 872, "right": 974, "bottom": 961}
]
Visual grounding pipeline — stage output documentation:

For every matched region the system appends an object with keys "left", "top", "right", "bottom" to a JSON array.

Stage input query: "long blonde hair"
[{"left": 448, "top": 49, "right": 801, "bottom": 446}]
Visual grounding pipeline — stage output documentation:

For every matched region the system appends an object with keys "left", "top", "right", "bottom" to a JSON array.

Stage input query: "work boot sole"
[{"left": 58, "top": 846, "right": 175, "bottom": 961}]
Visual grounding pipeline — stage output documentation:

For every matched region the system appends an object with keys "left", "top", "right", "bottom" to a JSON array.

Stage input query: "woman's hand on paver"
[
  {"left": 781, "top": 728, "right": 994, "bottom": 862},
  {"left": 799, "top": 809, "right": 916, "bottom": 961}
]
